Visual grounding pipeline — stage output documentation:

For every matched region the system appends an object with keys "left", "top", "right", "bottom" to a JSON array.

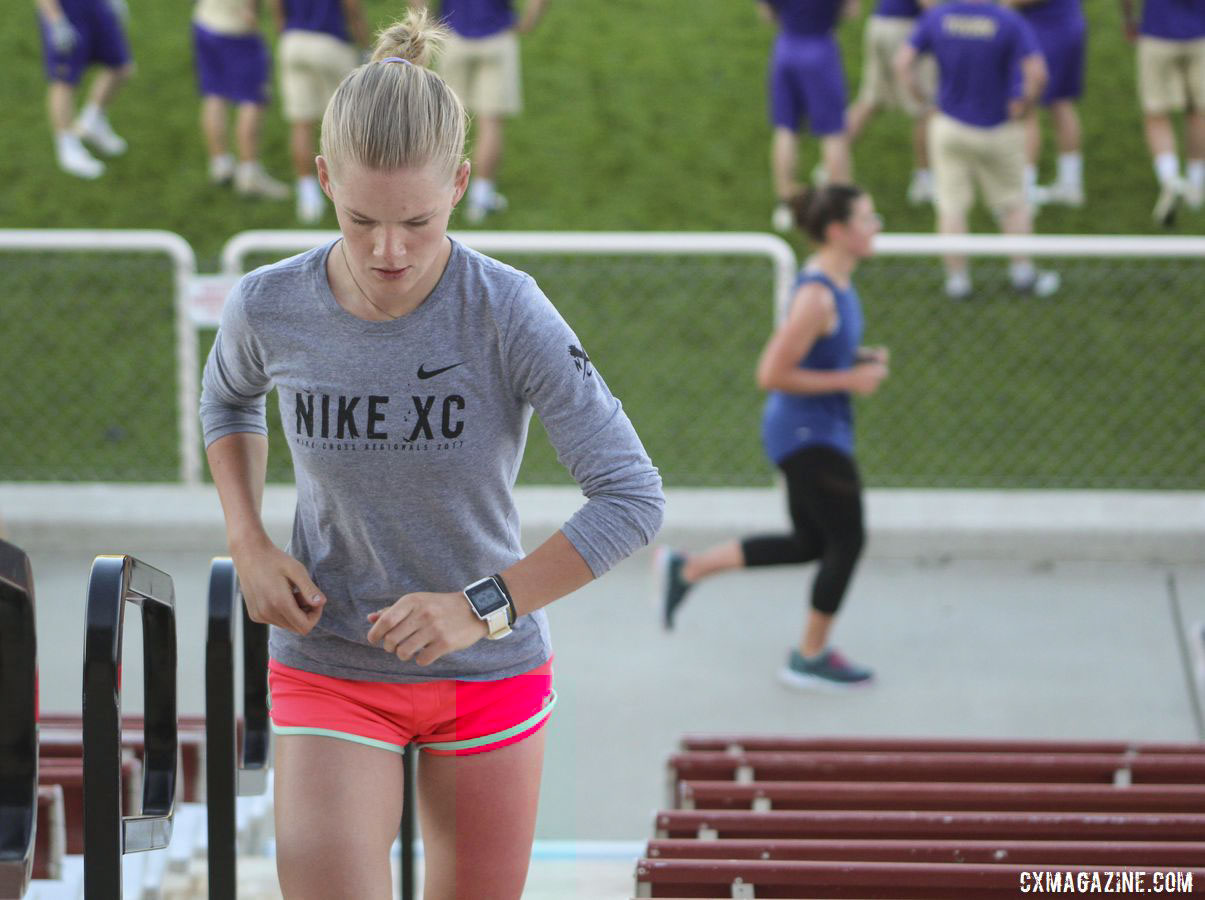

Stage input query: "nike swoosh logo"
[{"left": 417, "top": 362, "right": 464, "bottom": 379}]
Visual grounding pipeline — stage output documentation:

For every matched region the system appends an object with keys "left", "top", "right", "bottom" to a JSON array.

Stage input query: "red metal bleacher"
[{"left": 635, "top": 735, "right": 1205, "bottom": 899}]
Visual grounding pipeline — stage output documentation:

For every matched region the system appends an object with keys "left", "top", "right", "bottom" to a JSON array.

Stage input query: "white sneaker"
[
  {"left": 56, "top": 134, "right": 104, "bottom": 179},
  {"left": 1032, "top": 270, "right": 1061, "bottom": 297},
  {"left": 464, "top": 192, "right": 508, "bottom": 225},
  {"left": 235, "top": 163, "right": 290, "bottom": 200},
  {"left": 296, "top": 184, "right": 325, "bottom": 224},
  {"left": 209, "top": 154, "right": 235, "bottom": 185},
  {"left": 1153, "top": 179, "right": 1183, "bottom": 227},
  {"left": 1035, "top": 182, "right": 1084, "bottom": 208},
  {"left": 906, "top": 172, "right": 933, "bottom": 206},
  {"left": 771, "top": 202, "right": 793, "bottom": 233},
  {"left": 77, "top": 115, "right": 127, "bottom": 157},
  {"left": 1014, "top": 270, "right": 1060, "bottom": 298},
  {"left": 944, "top": 272, "right": 972, "bottom": 301},
  {"left": 1184, "top": 181, "right": 1204, "bottom": 211}
]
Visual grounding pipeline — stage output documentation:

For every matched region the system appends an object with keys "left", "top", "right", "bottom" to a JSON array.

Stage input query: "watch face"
[{"left": 465, "top": 579, "right": 508, "bottom": 617}]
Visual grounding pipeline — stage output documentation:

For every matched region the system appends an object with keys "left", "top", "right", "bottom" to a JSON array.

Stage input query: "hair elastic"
[{"left": 379, "top": 57, "right": 413, "bottom": 66}]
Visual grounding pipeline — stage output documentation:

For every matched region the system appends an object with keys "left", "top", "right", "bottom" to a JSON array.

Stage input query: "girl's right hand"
[
  {"left": 848, "top": 361, "right": 888, "bottom": 396},
  {"left": 231, "top": 537, "right": 326, "bottom": 635}
]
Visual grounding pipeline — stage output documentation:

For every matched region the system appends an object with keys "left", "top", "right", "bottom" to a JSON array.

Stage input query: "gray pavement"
[{"left": 6, "top": 484, "right": 1204, "bottom": 898}]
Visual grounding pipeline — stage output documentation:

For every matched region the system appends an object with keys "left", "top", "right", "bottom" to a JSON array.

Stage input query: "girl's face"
[
  {"left": 318, "top": 156, "right": 469, "bottom": 311},
  {"left": 833, "top": 194, "right": 881, "bottom": 259}
]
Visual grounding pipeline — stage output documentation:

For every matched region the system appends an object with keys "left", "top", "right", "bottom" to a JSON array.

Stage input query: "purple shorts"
[
  {"left": 39, "top": 0, "right": 131, "bottom": 85},
  {"left": 193, "top": 23, "right": 270, "bottom": 104},
  {"left": 1033, "top": 18, "right": 1086, "bottom": 104},
  {"left": 768, "top": 33, "right": 847, "bottom": 136}
]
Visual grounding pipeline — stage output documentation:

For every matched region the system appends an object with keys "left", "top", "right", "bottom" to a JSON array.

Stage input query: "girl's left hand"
[{"left": 366, "top": 592, "right": 488, "bottom": 666}]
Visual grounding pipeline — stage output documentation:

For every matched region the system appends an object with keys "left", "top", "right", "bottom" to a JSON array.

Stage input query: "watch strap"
[{"left": 492, "top": 573, "right": 517, "bottom": 625}]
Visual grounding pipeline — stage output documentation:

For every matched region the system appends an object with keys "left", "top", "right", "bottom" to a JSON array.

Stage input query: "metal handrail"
[
  {"left": 204, "top": 557, "right": 270, "bottom": 900},
  {"left": 0, "top": 540, "right": 37, "bottom": 900},
  {"left": 83, "top": 555, "right": 178, "bottom": 899}
]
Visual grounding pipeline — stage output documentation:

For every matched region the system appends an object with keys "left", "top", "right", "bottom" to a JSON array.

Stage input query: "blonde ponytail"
[{"left": 320, "top": 8, "right": 467, "bottom": 179}]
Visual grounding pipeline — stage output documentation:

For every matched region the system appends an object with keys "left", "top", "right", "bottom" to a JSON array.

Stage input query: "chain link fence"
[
  {"left": 1, "top": 232, "right": 1201, "bottom": 489},
  {"left": 0, "top": 241, "right": 187, "bottom": 482},
  {"left": 856, "top": 244, "right": 1204, "bottom": 489}
]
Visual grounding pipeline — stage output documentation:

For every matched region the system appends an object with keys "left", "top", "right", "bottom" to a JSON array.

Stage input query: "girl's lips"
[{"left": 373, "top": 266, "right": 410, "bottom": 280}]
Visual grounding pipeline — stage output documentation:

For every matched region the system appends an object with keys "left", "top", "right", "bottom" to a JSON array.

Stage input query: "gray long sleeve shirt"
[{"left": 200, "top": 239, "right": 664, "bottom": 682}]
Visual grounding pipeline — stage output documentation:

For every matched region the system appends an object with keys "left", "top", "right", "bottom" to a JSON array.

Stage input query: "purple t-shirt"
[
  {"left": 911, "top": 1, "right": 1040, "bottom": 128},
  {"left": 1017, "top": 0, "right": 1083, "bottom": 27},
  {"left": 282, "top": 0, "right": 349, "bottom": 42},
  {"left": 1140, "top": 0, "right": 1205, "bottom": 41},
  {"left": 761, "top": 0, "right": 846, "bottom": 37},
  {"left": 439, "top": 0, "right": 516, "bottom": 39},
  {"left": 876, "top": 0, "right": 921, "bottom": 18}
]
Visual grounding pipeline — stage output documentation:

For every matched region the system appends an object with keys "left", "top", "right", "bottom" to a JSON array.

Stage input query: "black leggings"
[{"left": 741, "top": 445, "right": 865, "bottom": 616}]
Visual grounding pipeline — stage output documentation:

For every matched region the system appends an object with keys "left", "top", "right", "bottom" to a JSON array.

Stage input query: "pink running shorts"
[{"left": 267, "top": 658, "right": 555, "bottom": 757}]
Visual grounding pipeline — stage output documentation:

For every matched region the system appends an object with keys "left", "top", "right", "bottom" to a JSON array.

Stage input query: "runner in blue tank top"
[{"left": 657, "top": 184, "right": 889, "bottom": 691}]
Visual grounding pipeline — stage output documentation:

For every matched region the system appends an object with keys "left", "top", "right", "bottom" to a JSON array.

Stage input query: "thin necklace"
[{"left": 340, "top": 239, "right": 400, "bottom": 320}]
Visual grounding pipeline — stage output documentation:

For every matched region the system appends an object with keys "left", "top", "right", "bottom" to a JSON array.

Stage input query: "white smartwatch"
[{"left": 463, "top": 576, "right": 513, "bottom": 640}]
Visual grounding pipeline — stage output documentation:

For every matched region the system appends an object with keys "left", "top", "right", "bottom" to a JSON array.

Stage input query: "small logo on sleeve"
[
  {"left": 569, "top": 345, "right": 592, "bottom": 380},
  {"left": 417, "top": 362, "right": 464, "bottom": 379}
]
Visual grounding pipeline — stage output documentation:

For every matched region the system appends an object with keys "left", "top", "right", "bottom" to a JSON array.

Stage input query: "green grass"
[
  {"left": 0, "top": 1, "right": 1178, "bottom": 259},
  {"left": 1, "top": 2, "right": 1201, "bottom": 488}
]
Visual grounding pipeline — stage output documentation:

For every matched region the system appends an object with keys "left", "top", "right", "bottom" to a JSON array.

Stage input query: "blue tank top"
[{"left": 761, "top": 271, "right": 863, "bottom": 464}]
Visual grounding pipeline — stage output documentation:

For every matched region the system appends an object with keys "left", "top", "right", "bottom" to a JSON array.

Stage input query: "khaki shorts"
[
  {"left": 278, "top": 29, "right": 359, "bottom": 122},
  {"left": 1137, "top": 36, "right": 1205, "bottom": 114},
  {"left": 930, "top": 113, "right": 1026, "bottom": 217},
  {"left": 857, "top": 15, "right": 936, "bottom": 116},
  {"left": 437, "top": 30, "right": 521, "bottom": 116}
]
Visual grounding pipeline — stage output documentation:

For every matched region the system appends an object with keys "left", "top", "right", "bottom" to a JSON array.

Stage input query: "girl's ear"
[
  {"left": 452, "top": 160, "right": 471, "bottom": 206},
  {"left": 317, "top": 156, "right": 334, "bottom": 201}
]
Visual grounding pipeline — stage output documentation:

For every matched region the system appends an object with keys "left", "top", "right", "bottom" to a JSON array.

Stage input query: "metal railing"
[
  {"left": 0, "top": 540, "right": 37, "bottom": 900},
  {"left": 82, "top": 555, "right": 178, "bottom": 899},
  {"left": 204, "top": 557, "right": 270, "bottom": 900}
]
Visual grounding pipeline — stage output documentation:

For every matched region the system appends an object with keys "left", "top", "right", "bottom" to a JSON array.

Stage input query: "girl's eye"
[{"left": 352, "top": 218, "right": 373, "bottom": 226}]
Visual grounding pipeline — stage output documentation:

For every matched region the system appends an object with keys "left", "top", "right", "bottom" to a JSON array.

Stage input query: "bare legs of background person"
[
  {"left": 845, "top": 97, "right": 873, "bottom": 143},
  {"left": 202, "top": 97, "right": 288, "bottom": 198},
  {"left": 201, "top": 96, "right": 230, "bottom": 180},
  {"left": 998, "top": 201, "right": 1058, "bottom": 295},
  {"left": 907, "top": 114, "right": 933, "bottom": 204},
  {"left": 936, "top": 208, "right": 971, "bottom": 298},
  {"left": 466, "top": 114, "right": 507, "bottom": 222},
  {"left": 770, "top": 127, "right": 800, "bottom": 231},
  {"left": 680, "top": 541, "right": 835, "bottom": 658},
  {"left": 1143, "top": 112, "right": 1204, "bottom": 223},
  {"left": 771, "top": 128, "right": 851, "bottom": 232},
  {"left": 50, "top": 64, "right": 130, "bottom": 179},
  {"left": 1186, "top": 111, "right": 1205, "bottom": 209},
  {"left": 292, "top": 120, "right": 324, "bottom": 222},
  {"left": 275, "top": 730, "right": 544, "bottom": 900},
  {"left": 820, "top": 133, "right": 852, "bottom": 185},
  {"left": 1025, "top": 101, "right": 1083, "bottom": 207}
]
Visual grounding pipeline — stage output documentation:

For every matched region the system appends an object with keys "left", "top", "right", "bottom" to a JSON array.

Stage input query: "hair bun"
[{"left": 370, "top": 7, "right": 448, "bottom": 67}]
